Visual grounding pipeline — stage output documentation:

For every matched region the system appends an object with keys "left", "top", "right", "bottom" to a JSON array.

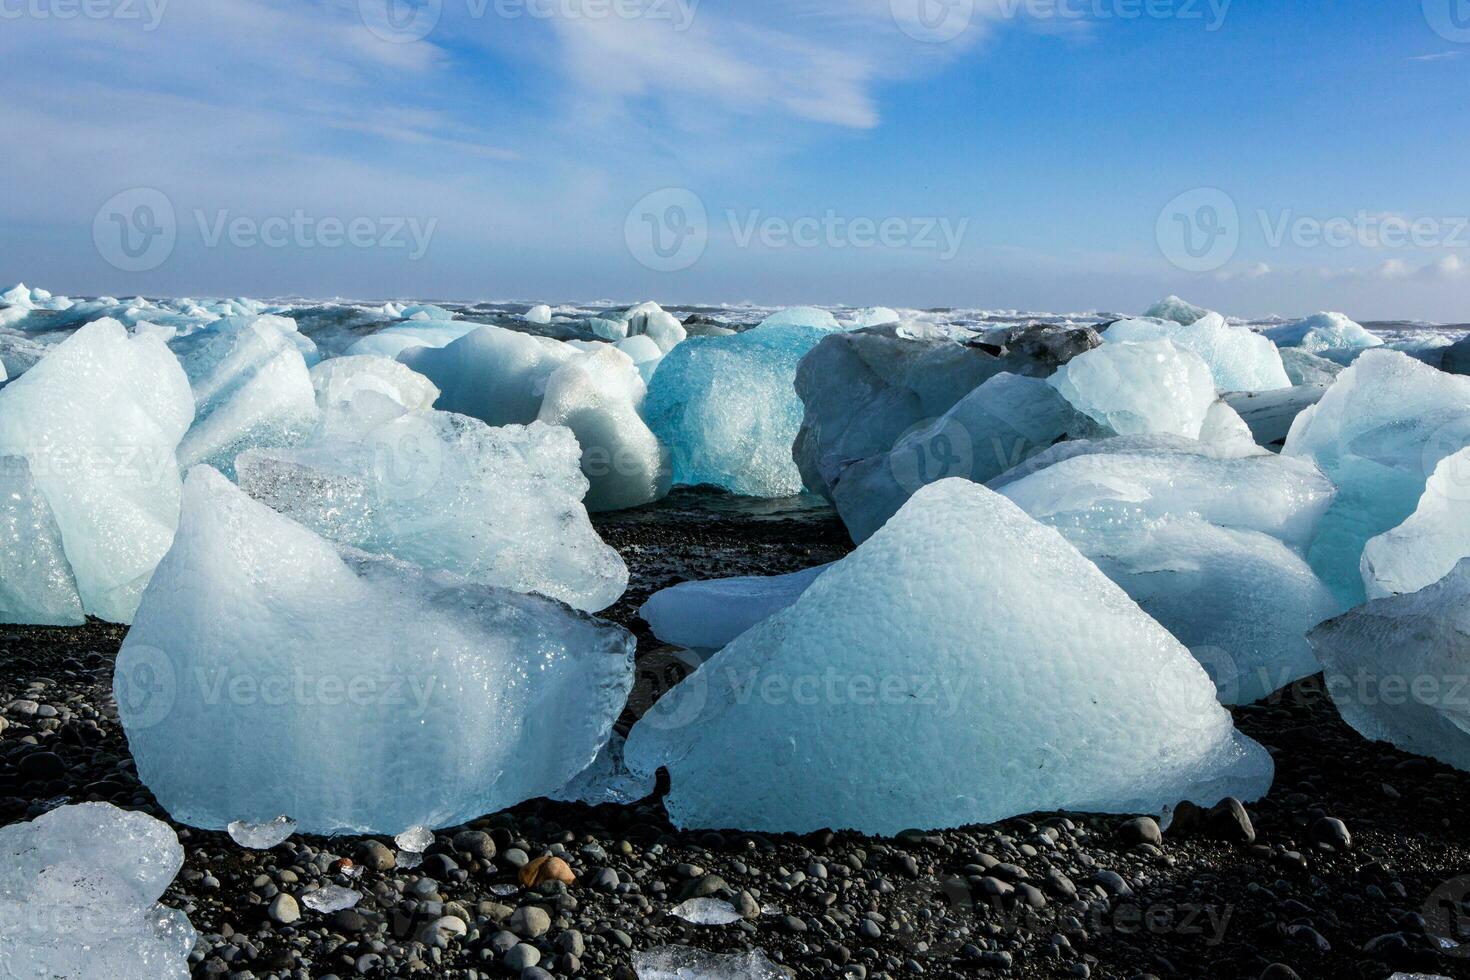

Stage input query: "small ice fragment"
[
  {"left": 301, "top": 885, "right": 362, "bottom": 914},
  {"left": 633, "top": 945, "right": 786, "bottom": 980},
  {"left": 670, "top": 897, "right": 742, "bottom": 925},
  {"left": 396, "top": 825, "right": 434, "bottom": 853},
  {"left": 227, "top": 816, "right": 296, "bottom": 849},
  {"left": 397, "top": 851, "right": 423, "bottom": 870},
  {"left": 488, "top": 883, "right": 519, "bottom": 896}
]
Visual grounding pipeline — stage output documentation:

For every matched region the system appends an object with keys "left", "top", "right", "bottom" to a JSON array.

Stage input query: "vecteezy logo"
[
  {"left": 888, "top": 416, "right": 974, "bottom": 495},
  {"left": 625, "top": 187, "right": 708, "bottom": 272},
  {"left": 892, "top": 0, "right": 975, "bottom": 43},
  {"left": 629, "top": 647, "right": 708, "bottom": 731},
  {"left": 1425, "top": 876, "right": 1470, "bottom": 956},
  {"left": 359, "top": 0, "right": 441, "bottom": 43},
  {"left": 1156, "top": 188, "right": 1239, "bottom": 273},
  {"left": 93, "top": 188, "right": 176, "bottom": 273},
  {"left": 1424, "top": 0, "right": 1470, "bottom": 43},
  {"left": 371, "top": 413, "right": 445, "bottom": 502},
  {"left": 113, "top": 643, "right": 177, "bottom": 730}
]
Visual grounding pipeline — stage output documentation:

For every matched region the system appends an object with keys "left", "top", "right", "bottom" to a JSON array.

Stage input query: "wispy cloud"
[{"left": 1409, "top": 51, "right": 1463, "bottom": 62}]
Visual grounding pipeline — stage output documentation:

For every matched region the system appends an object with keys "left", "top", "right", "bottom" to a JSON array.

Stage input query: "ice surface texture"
[
  {"left": 237, "top": 413, "right": 627, "bottom": 612},
  {"left": 536, "top": 346, "right": 671, "bottom": 511},
  {"left": 644, "top": 324, "right": 830, "bottom": 497},
  {"left": 1048, "top": 340, "right": 1218, "bottom": 439},
  {"left": 1104, "top": 314, "right": 1291, "bottom": 394},
  {"left": 310, "top": 354, "right": 440, "bottom": 433},
  {"left": 116, "top": 467, "right": 636, "bottom": 835},
  {"left": 1284, "top": 350, "right": 1470, "bottom": 607},
  {"left": 994, "top": 437, "right": 1340, "bottom": 703},
  {"left": 0, "top": 319, "right": 193, "bottom": 624},
  {"left": 792, "top": 321, "right": 1103, "bottom": 500},
  {"left": 1361, "top": 447, "right": 1470, "bottom": 599},
  {"left": 641, "top": 564, "right": 831, "bottom": 651},
  {"left": 625, "top": 479, "right": 1273, "bottom": 835},
  {"left": 1280, "top": 348, "right": 1344, "bottom": 386},
  {"left": 1310, "top": 560, "right": 1470, "bottom": 772},
  {"left": 399, "top": 324, "right": 575, "bottom": 428},
  {"left": 0, "top": 802, "right": 195, "bottom": 980},
  {"left": 169, "top": 315, "right": 320, "bottom": 477},
  {"left": 0, "top": 456, "right": 84, "bottom": 625}
]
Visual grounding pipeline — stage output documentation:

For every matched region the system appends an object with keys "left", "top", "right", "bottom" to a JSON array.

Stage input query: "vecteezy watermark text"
[
  {"left": 92, "top": 188, "right": 441, "bottom": 273},
  {"left": 357, "top": 0, "right": 697, "bottom": 44},
  {"left": 195, "top": 210, "right": 437, "bottom": 261},
  {"left": 0, "top": 0, "right": 167, "bottom": 30},
  {"left": 625, "top": 187, "right": 970, "bottom": 272}
]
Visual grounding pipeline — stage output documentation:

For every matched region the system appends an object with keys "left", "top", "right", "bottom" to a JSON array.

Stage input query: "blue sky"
[{"left": 1, "top": 0, "right": 1467, "bottom": 320}]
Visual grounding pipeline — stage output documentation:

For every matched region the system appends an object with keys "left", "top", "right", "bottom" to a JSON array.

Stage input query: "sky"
[{"left": 1, "top": 0, "right": 1467, "bottom": 320}]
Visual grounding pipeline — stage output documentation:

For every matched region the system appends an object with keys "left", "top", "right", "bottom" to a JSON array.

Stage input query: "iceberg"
[
  {"left": 1361, "top": 447, "right": 1470, "bottom": 599},
  {"left": 644, "top": 323, "right": 830, "bottom": 497},
  {"left": 641, "top": 564, "right": 831, "bottom": 651},
  {"left": 615, "top": 333, "right": 665, "bottom": 384},
  {"left": 0, "top": 319, "right": 193, "bottom": 623},
  {"left": 0, "top": 456, "right": 84, "bottom": 626},
  {"left": 625, "top": 479, "right": 1273, "bottom": 835},
  {"left": 995, "top": 438, "right": 1340, "bottom": 703},
  {"left": 1104, "top": 314, "right": 1291, "bottom": 393},
  {"left": 116, "top": 467, "right": 637, "bottom": 835},
  {"left": 1279, "top": 347, "right": 1344, "bottom": 386},
  {"left": 237, "top": 414, "right": 628, "bottom": 612},
  {"left": 308, "top": 354, "right": 441, "bottom": 438},
  {"left": 1143, "top": 295, "right": 1211, "bottom": 326},
  {"left": 793, "top": 321, "right": 1102, "bottom": 499},
  {"left": 1309, "top": 560, "right": 1470, "bottom": 772},
  {"left": 1283, "top": 349, "right": 1470, "bottom": 606},
  {"left": 343, "top": 320, "right": 480, "bottom": 360},
  {"left": 1265, "top": 312, "right": 1383, "bottom": 358},
  {"left": 598, "top": 301, "right": 687, "bottom": 353},
  {"left": 829, "top": 373, "right": 1090, "bottom": 543},
  {"left": 1198, "top": 399, "right": 1262, "bottom": 457},
  {"left": 525, "top": 304, "right": 553, "bottom": 324},
  {"left": 170, "top": 315, "right": 320, "bottom": 478},
  {"left": 536, "top": 346, "right": 670, "bottom": 512},
  {"left": 399, "top": 324, "right": 575, "bottom": 427},
  {"left": 1048, "top": 339, "right": 1218, "bottom": 439},
  {"left": 843, "top": 306, "right": 902, "bottom": 328},
  {"left": 758, "top": 306, "right": 841, "bottom": 331},
  {"left": 0, "top": 802, "right": 195, "bottom": 980}
]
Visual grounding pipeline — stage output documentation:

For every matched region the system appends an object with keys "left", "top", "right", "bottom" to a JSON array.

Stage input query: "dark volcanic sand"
[{"left": 2, "top": 490, "right": 1469, "bottom": 980}]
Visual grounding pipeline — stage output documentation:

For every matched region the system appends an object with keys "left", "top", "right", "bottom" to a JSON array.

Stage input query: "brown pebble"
[{"left": 518, "top": 855, "right": 576, "bottom": 887}]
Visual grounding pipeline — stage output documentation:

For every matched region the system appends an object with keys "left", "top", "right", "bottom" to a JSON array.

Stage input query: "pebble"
[
  {"left": 504, "top": 943, "right": 540, "bottom": 970},
  {"left": 267, "top": 893, "right": 300, "bottom": 925},
  {"left": 508, "top": 905, "right": 551, "bottom": 938},
  {"left": 1117, "top": 816, "right": 1162, "bottom": 847}
]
